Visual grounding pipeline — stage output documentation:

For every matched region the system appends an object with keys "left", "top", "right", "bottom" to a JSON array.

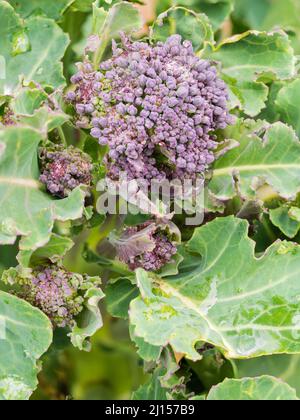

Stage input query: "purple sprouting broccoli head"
[
  {"left": 68, "top": 34, "right": 233, "bottom": 184},
  {"left": 111, "top": 220, "right": 180, "bottom": 272},
  {"left": 39, "top": 145, "right": 93, "bottom": 198},
  {"left": 0, "top": 107, "right": 15, "bottom": 126},
  {"left": 17, "top": 266, "right": 85, "bottom": 328}
]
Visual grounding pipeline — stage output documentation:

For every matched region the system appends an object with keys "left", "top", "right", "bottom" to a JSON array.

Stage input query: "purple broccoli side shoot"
[{"left": 39, "top": 145, "right": 93, "bottom": 198}]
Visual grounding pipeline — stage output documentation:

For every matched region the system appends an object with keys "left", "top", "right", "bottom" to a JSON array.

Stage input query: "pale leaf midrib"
[
  {"left": 0, "top": 177, "right": 40, "bottom": 188},
  {"left": 213, "top": 163, "right": 300, "bottom": 177},
  {"left": 0, "top": 314, "right": 48, "bottom": 332}
]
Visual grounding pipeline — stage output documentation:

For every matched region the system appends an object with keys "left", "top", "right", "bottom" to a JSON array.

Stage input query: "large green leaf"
[
  {"left": 8, "top": 0, "right": 74, "bottom": 20},
  {"left": 0, "top": 291, "right": 52, "bottom": 400},
  {"left": 0, "top": 127, "right": 86, "bottom": 253},
  {"left": 236, "top": 354, "right": 300, "bottom": 397},
  {"left": 206, "top": 376, "right": 298, "bottom": 400},
  {"left": 0, "top": 1, "right": 69, "bottom": 96},
  {"left": 130, "top": 216, "right": 300, "bottom": 360},
  {"left": 210, "top": 122, "right": 300, "bottom": 201},
  {"left": 208, "top": 31, "right": 295, "bottom": 81},
  {"left": 204, "top": 31, "right": 296, "bottom": 116}
]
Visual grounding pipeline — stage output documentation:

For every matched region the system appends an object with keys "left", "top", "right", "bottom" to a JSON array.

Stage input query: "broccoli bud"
[
  {"left": 17, "top": 266, "right": 85, "bottom": 328},
  {"left": 112, "top": 221, "right": 179, "bottom": 272},
  {"left": 0, "top": 107, "right": 15, "bottom": 126},
  {"left": 39, "top": 145, "right": 93, "bottom": 198}
]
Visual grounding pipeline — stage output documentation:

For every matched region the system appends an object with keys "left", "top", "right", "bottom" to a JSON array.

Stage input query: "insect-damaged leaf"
[
  {"left": 0, "top": 127, "right": 85, "bottom": 254},
  {"left": 130, "top": 217, "right": 300, "bottom": 360}
]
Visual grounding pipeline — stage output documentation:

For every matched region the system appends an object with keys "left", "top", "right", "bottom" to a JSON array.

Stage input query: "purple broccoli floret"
[
  {"left": 69, "top": 34, "right": 233, "bottom": 183},
  {"left": 113, "top": 221, "right": 178, "bottom": 272},
  {"left": 39, "top": 145, "right": 93, "bottom": 198},
  {"left": 17, "top": 266, "right": 84, "bottom": 328},
  {"left": 0, "top": 107, "right": 15, "bottom": 126}
]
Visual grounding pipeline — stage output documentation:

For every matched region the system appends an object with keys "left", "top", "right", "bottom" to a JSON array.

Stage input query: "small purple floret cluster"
[
  {"left": 18, "top": 266, "right": 84, "bottom": 328},
  {"left": 1, "top": 107, "right": 15, "bottom": 126},
  {"left": 68, "top": 35, "right": 232, "bottom": 183},
  {"left": 118, "top": 222, "right": 177, "bottom": 271},
  {"left": 39, "top": 145, "right": 93, "bottom": 198}
]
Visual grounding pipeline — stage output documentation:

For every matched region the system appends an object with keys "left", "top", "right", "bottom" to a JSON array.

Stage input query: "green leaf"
[
  {"left": 258, "top": 81, "right": 283, "bottom": 122},
  {"left": 150, "top": 7, "right": 214, "bottom": 52},
  {"left": 0, "top": 291, "right": 52, "bottom": 400},
  {"left": 8, "top": 0, "right": 74, "bottom": 20},
  {"left": 225, "top": 78, "right": 269, "bottom": 117},
  {"left": 207, "top": 31, "right": 295, "bottom": 81},
  {"left": 289, "top": 207, "right": 300, "bottom": 223},
  {"left": 232, "top": 0, "right": 271, "bottom": 29},
  {"left": 158, "top": 253, "right": 184, "bottom": 278},
  {"left": 187, "top": 348, "right": 236, "bottom": 390},
  {"left": 106, "top": 279, "right": 139, "bottom": 319},
  {"left": 71, "top": 0, "right": 95, "bottom": 12},
  {"left": 3, "top": 86, "right": 69, "bottom": 134},
  {"left": 18, "top": 107, "right": 70, "bottom": 138},
  {"left": 70, "top": 282, "right": 105, "bottom": 352},
  {"left": 82, "top": 245, "right": 133, "bottom": 278},
  {"left": 269, "top": 207, "right": 300, "bottom": 239},
  {"left": 17, "top": 233, "right": 74, "bottom": 267},
  {"left": 210, "top": 121, "right": 300, "bottom": 201},
  {"left": 235, "top": 354, "right": 300, "bottom": 398},
  {"left": 72, "top": 14, "right": 93, "bottom": 58},
  {"left": 261, "top": 0, "right": 300, "bottom": 31},
  {"left": 132, "top": 368, "right": 168, "bottom": 401},
  {"left": 190, "top": 394, "right": 206, "bottom": 400},
  {"left": 195, "top": 0, "right": 233, "bottom": 30},
  {"left": 72, "top": 0, "right": 141, "bottom": 13},
  {"left": 206, "top": 376, "right": 298, "bottom": 400},
  {"left": 0, "top": 1, "right": 69, "bottom": 96},
  {"left": 156, "top": 0, "right": 234, "bottom": 31},
  {"left": 235, "top": 0, "right": 300, "bottom": 53},
  {"left": 204, "top": 31, "right": 296, "bottom": 116},
  {"left": 92, "top": 1, "right": 143, "bottom": 67},
  {"left": 130, "top": 325, "right": 162, "bottom": 362},
  {"left": 275, "top": 78, "right": 300, "bottom": 138},
  {"left": 130, "top": 216, "right": 300, "bottom": 360},
  {"left": 10, "top": 87, "right": 47, "bottom": 115},
  {"left": 0, "top": 127, "right": 86, "bottom": 253}
]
